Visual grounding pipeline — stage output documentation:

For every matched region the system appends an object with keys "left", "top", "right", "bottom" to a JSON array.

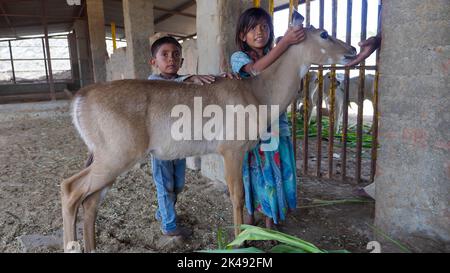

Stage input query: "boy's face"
[
  {"left": 242, "top": 20, "right": 270, "bottom": 50},
  {"left": 150, "top": 43, "right": 183, "bottom": 76}
]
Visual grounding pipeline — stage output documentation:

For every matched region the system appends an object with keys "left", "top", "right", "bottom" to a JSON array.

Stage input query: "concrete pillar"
[
  {"left": 375, "top": 0, "right": 450, "bottom": 252},
  {"left": 197, "top": 0, "right": 254, "bottom": 75},
  {"left": 178, "top": 39, "right": 198, "bottom": 76},
  {"left": 73, "top": 20, "right": 94, "bottom": 87},
  {"left": 123, "top": 0, "right": 154, "bottom": 79},
  {"left": 197, "top": 0, "right": 255, "bottom": 182},
  {"left": 67, "top": 33, "right": 80, "bottom": 86},
  {"left": 86, "top": 0, "right": 107, "bottom": 83}
]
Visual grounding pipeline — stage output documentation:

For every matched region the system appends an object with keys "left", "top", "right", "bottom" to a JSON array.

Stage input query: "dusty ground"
[{"left": 0, "top": 101, "right": 375, "bottom": 253}]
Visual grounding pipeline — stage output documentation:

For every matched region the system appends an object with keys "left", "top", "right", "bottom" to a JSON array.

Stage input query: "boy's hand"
[
  {"left": 346, "top": 36, "right": 381, "bottom": 67},
  {"left": 219, "top": 72, "right": 242, "bottom": 80},
  {"left": 185, "top": 75, "right": 216, "bottom": 85},
  {"left": 281, "top": 25, "right": 306, "bottom": 46}
]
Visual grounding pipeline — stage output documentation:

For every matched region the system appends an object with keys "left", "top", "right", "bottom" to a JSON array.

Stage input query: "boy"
[
  {"left": 149, "top": 36, "right": 216, "bottom": 84},
  {"left": 148, "top": 36, "right": 232, "bottom": 238}
]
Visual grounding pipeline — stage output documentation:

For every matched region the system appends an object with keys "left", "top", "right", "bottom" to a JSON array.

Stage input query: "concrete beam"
[{"left": 155, "top": 0, "right": 196, "bottom": 25}]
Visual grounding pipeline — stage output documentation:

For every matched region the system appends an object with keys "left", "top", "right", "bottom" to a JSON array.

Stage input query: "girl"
[{"left": 230, "top": 7, "right": 305, "bottom": 229}]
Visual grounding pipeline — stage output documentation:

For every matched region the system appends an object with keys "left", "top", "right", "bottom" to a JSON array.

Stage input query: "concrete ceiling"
[{"left": 0, "top": 0, "right": 295, "bottom": 40}]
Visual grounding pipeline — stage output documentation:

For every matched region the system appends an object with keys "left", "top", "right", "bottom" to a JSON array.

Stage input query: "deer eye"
[{"left": 320, "top": 31, "right": 329, "bottom": 39}]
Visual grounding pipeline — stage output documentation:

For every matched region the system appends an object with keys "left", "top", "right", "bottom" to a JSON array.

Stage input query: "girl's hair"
[{"left": 235, "top": 7, "right": 274, "bottom": 56}]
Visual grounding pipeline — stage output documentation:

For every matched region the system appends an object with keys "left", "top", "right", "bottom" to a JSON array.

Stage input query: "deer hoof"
[{"left": 65, "top": 241, "right": 81, "bottom": 253}]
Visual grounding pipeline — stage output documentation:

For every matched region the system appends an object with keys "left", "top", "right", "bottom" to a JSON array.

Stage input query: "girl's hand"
[
  {"left": 219, "top": 72, "right": 242, "bottom": 80},
  {"left": 185, "top": 75, "right": 216, "bottom": 85},
  {"left": 281, "top": 26, "right": 306, "bottom": 46}
]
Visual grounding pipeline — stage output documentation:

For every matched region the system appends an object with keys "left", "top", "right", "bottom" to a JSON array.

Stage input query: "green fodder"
[{"left": 287, "top": 112, "right": 377, "bottom": 149}]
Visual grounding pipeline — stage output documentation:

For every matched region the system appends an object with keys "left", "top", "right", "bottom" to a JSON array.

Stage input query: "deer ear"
[{"left": 291, "top": 10, "right": 304, "bottom": 27}]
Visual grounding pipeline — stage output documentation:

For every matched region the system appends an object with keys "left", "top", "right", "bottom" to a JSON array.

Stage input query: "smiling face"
[
  {"left": 235, "top": 8, "right": 274, "bottom": 55},
  {"left": 151, "top": 43, "right": 183, "bottom": 78},
  {"left": 242, "top": 20, "right": 271, "bottom": 52}
]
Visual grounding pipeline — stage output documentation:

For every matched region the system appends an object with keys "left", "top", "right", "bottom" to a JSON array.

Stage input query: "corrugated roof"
[{"left": 0, "top": 0, "right": 291, "bottom": 40}]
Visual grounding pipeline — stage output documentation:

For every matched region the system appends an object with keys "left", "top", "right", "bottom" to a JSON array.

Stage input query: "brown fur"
[{"left": 61, "top": 27, "right": 356, "bottom": 252}]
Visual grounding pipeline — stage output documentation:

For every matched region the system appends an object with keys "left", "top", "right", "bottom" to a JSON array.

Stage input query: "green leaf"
[
  {"left": 198, "top": 247, "right": 265, "bottom": 253},
  {"left": 270, "top": 244, "right": 308, "bottom": 253},
  {"left": 227, "top": 225, "right": 325, "bottom": 253},
  {"left": 216, "top": 227, "right": 228, "bottom": 249},
  {"left": 324, "top": 250, "right": 351, "bottom": 253}
]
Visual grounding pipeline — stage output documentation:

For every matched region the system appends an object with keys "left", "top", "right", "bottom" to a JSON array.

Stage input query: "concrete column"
[
  {"left": 178, "top": 39, "right": 198, "bottom": 76},
  {"left": 197, "top": 0, "right": 255, "bottom": 182},
  {"left": 73, "top": 20, "right": 94, "bottom": 87},
  {"left": 67, "top": 33, "right": 80, "bottom": 86},
  {"left": 375, "top": 0, "right": 450, "bottom": 252},
  {"left": 123, "top": 0, "right": 154, "bottom": 79},
  {"left": 197, "top": 0, "right": 254, "bottom": 75},
  {"left": 86, "top": 0, "right": 107, "bottom": 83}
]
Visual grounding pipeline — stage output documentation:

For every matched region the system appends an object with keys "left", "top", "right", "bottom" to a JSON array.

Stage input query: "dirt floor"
[{"left": 0, "top": 101, "right": 376, "bottom": 253}]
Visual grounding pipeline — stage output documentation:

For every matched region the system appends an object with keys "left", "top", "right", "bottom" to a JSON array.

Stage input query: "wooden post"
[
  {"left": 341, "top": 0, "right": 353, "bottom": 181},
  {"left": 315, "top": 0, "right": 324, "bottom": 177},
  {"left": 356, "top": 0, "right": 368, "bottom": 183}
]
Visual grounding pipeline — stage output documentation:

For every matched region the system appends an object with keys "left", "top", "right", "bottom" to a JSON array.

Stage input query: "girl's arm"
[{"left": 241, "top": 26, "right": 306, "bottom": 76}]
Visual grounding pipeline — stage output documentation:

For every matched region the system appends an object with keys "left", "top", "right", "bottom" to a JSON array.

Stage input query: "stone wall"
[{"left": 375, "top": 0, "right": 450, "bottom": 252}]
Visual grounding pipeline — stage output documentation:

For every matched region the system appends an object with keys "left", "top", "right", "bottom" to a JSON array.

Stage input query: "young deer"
[
  {"left": 322, "top": 72, "right": 376, "bottom": 133},
  {"left": 61, "top": 18, "right": 356, "bottom": 253}
]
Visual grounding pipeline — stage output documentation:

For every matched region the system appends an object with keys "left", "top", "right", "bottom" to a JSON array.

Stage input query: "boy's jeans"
[{"left": 151, "top": 156, "right": 186, "bottom": 233}]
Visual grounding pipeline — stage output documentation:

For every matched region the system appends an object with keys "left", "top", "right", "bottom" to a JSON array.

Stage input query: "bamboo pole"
[
  {"left": 327, "top": 0, "right": 338, "bottom": 179},
  {"left": 356, "top": 0, "right": 368, "bottom": 183},
  {"left": 316, "top": 0, "right": 324, "bottom": 177},
  {"left": 341, "top": 0, "right": 353, "bottom": 181},
  {"left": 289, "top": 0, "right": 300, "bottom": 163},
  {"left": 111, "top": 22, "right": 117, "bottom": 51}
]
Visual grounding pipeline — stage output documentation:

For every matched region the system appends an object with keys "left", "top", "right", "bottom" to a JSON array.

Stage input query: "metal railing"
[{"left": 280, "top": 0, "right": 381, "bottom": 184}]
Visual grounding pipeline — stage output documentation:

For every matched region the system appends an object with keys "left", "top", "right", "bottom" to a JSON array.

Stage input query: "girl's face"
[{"left": 242, "top": 20, "right": 270, "bottom": 51}]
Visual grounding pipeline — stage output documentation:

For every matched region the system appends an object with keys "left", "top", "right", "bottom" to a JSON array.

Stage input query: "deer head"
[{"left": 291, "top": 10, "right": 357, "bottom": 66}]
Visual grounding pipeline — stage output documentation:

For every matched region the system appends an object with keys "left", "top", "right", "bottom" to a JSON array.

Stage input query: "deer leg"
[
  {"left": 61, "top": 167, "right": 91, "bottom": 252},
  {"left": 221, "top": 151, "right": 245, "bottom": 237},
  {"left": 82, "top": 186, "right": 111, "bottom": 253},
  {"left": 62, "top": 152, "right": 139, "bottom": 253}
]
